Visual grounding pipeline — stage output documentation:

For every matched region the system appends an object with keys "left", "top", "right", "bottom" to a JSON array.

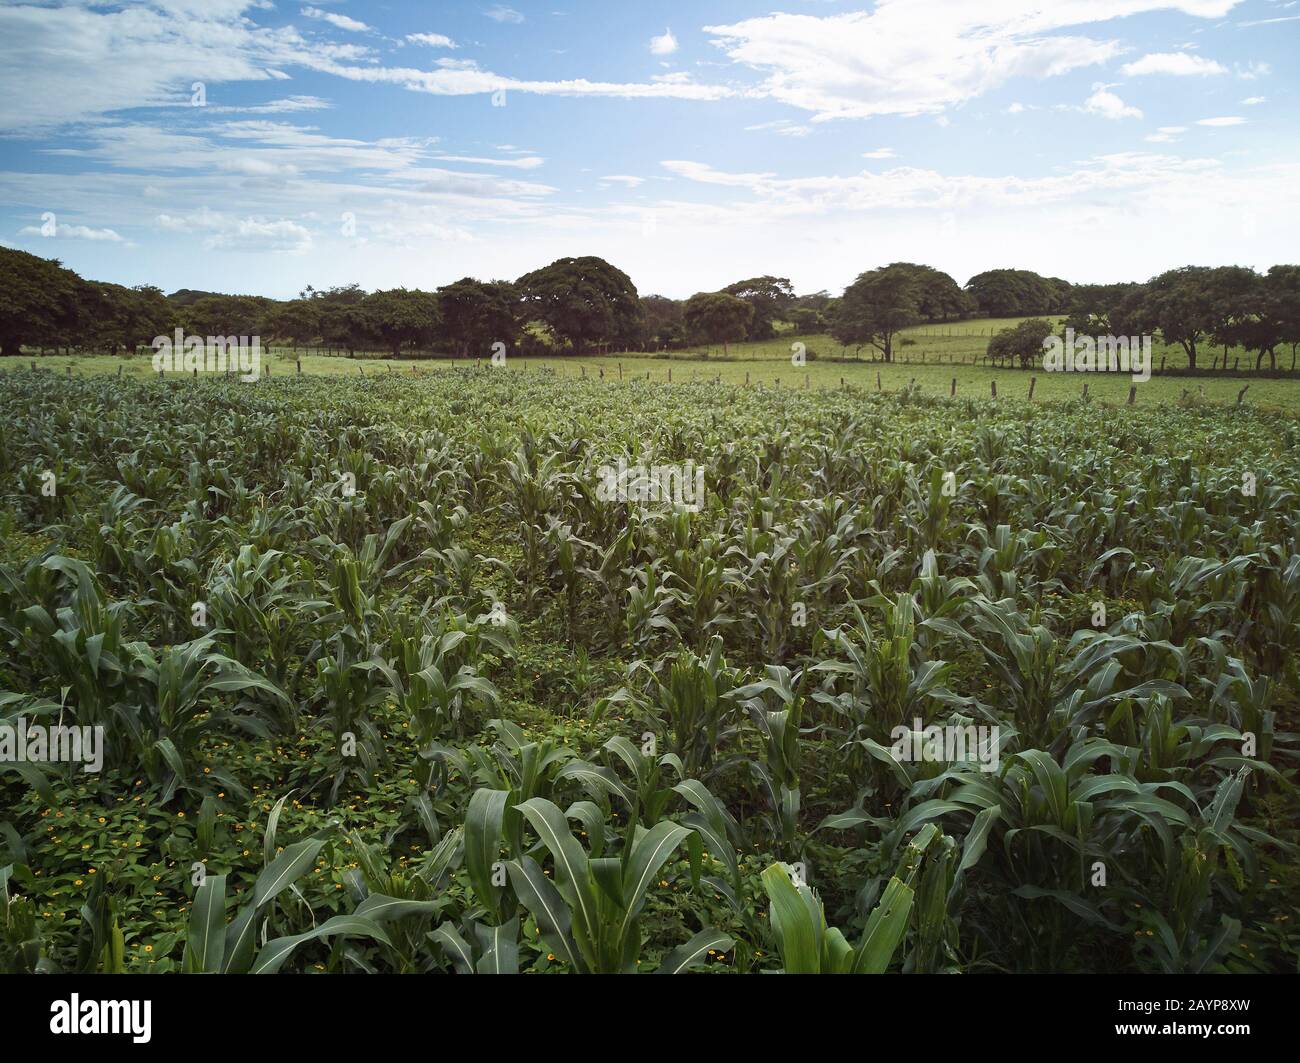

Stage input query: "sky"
[{"left": 0, "top": 0, "right": 1296, "bottom": 300}]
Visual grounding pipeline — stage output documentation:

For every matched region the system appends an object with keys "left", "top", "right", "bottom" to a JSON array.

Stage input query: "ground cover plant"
[{"left": 1, "top": 366, "right": 1296, "bottom": 975}]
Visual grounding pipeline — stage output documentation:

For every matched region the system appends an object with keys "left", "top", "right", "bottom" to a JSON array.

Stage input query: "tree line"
[{"left": 2, "top": 246, "right": 1297, "bottom": 368}]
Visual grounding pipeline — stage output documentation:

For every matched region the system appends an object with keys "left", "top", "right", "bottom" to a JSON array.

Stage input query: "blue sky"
[{"left": 0, "top": 0, "right": 1295, "bottom": 299}]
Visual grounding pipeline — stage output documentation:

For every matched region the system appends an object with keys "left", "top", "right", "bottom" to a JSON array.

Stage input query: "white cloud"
[
  {"left": 0, "top": 2, "right": 371, "bottom": 132},
  {"left": 1241, "top": 95, "right": 1266, "bottom": 105},
  {"left": 650, "top": 29, "right": 678, "bottom": 56},
  {"left": 433, "top": 154, "right": 545, "bottom": 169},
  {"left": 158, "top": 208, "right": 312, "bottom": 252},
  {"left": 205, "top": 95, "right": 332, "bottom": 114},
  {"left": 862, "top": 148, "right": 897, "bottom": 159},
  {"left": 1238, "top": 14, "right": 1300, "bottom": 25},
  {"left": 702, "top": 1, "right": 1242, "bottom": 121},
  {"left": 1144, "top": 125, "right": 1187, "bottom": 142},
  {"left": 484, "top": 6, "right": 524, "bottom": 24},
  {"left": 17, "top": 222, "right": 125, "bottom": 242},
  {"left": 1121, "top": 52, "right": 1227, "bottom": 75},
  {"left": 301, "top": 6, "right": 370, "bottom": 33},
  {"left": 655, "top": 151, "right": 1272, "bottom": 222},
  {"left": 602, "top": 175, "right": 646, "bottom": 187},
  {"left": 1197, "top": 115, "right": 1246, "bottom": 126},
  {"left": 661, "top": 160, "right": 778, "bottom": 188},
  {"left": 406, "top": 33, "right": 457, "bottom": 49},
  {"left": 1083, "top": 87, "right": 1142, "bottom": 120},
  {"left": 319, "top": 59, "right": 734, "bottom": 102},
  {"left": 1236, "top": 60, "right": 1271, "bottom": 79}
]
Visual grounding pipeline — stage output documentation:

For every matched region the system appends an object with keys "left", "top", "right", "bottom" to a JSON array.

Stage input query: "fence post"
[
  {"left": 991, "top": 380, "right": 997, "bottom": 399},
  {"left": 1237, "top": 384, "right": 1249, "bottom": 405},
  {"left": 876, "top": 371, "right": 881, "bottom": 391},
  {"left": 1127, "top": 384, "right": 1137, "bottom": 405},
  {"left": 951, "top": 377, "right": 956, "bottom": 397},
  {"left": 1028, "top": 376, "right": 1036, "bottom": 401}
]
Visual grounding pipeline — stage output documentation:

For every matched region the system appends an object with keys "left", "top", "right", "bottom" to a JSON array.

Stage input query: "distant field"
[{"left": 10, "top": 316, "right": 1299, "bottom": 410}]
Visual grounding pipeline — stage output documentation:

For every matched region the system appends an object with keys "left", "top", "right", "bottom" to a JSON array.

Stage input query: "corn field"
[{"left": 1, "top": 366, "right": 1297, "bottom": 976}]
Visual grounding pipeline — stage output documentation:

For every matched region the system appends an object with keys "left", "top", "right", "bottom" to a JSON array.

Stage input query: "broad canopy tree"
[
  {"left": 987, "top": 318, "right": 1054, "bottom": 368},
  {"left": 516, "top": 256, "right": 640, "bottom": 354},
  {"left": 361, "top": 288, "right": 441, "bottom": 358},
  {"left": 0, "top": 247, "right": 87, "bottom": 356},
  {"left": 828, "top": 262, "right": 941, "bottom": 362},
  {"left": 966, "top": 269, "right": 1071, "bottom": 317},
  {"left": 436, "top": 277, "right": 520, "bottom": 358},
  {"left": 721, "top": 275, "right": 795, "bottom": 340},
  {"left": 683, "top": 291, "right": 754, "bottom": 355}
]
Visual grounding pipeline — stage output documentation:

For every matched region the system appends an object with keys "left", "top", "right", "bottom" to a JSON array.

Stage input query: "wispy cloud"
[
  {"left": 18, "top": 221, "right": 125, "bottom": 242},
  {"left": 484, "top": 6, "right": 524, "bottom": 24},
  {"left": 1121, "top": 52, "right": 1227, "bottom": 76},
  {"left": 406, "top": 33, "right": 457, "bottom": 49},
  {"left": 301, "top": 6, "right": 370, "bottom": 33}
]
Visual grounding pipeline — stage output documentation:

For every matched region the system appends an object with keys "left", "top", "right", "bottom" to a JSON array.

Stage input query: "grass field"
[{"left": 11, "top": 316, "right": 1300, "bottom": 410}]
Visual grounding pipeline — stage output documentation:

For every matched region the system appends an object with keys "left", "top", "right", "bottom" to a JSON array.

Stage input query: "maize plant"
[{"left": 504, "top": 796, "right": 713, "bottom": 973}]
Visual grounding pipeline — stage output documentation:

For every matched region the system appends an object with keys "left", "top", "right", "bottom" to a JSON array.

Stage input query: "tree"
[
  {"left": 987, "top": 318, "right": 1054, "bottom": 368},
  {"left": 516, "top": 256, "right": 640, "bottom": 354},
  {"left": 177, "top": 294, "right": 274, "bottom": 339},
  {"left": 910, "top": 265, "right": 973, "bottom": 321},
  {"left": 683, "top": 292, "right": 754, "bottom": 355},
  {"left": 262, "top": 299, "right": 321, "bottom": 349},
  {"left": 1264, "top": 265, "right": 1300, "bottom": 370},
  {"left": 1217, "top": 266, "right": 1300, "bottom": 371},
  {"left": 786, "top": 307, "right": 824, "bottom": 334},
  {"left": 1204, "top": 265, "right": 1261, "bottom": 370},
  {"left": 828, "top": 263, "right": 928, "bottom": 362},
  {"left": 721, "top": 276, "right": 795, "bottom": 340},
  {"left": 1130, "top": 267, "right": 1216, "bottom": 370},
  {"left": 1062, "top": 282, "right": 1143, "bottom": 335},
  {"left": 965, "top": 269, "right": 1067, "bottom": 317},
  {"left": 639, "top": 294, "right": 686, "bottom": 350},
  {"left": 83, "top": 282, "right": 172, "bottom": 354},
  {"left": 0, "top": 247, "right": 87, "bottom": 356},
  {"left": 361, "top": 288, "right": 441, "bottom": 358},
  {"left": 436, "top": 278, "right": 520, "bottom": 358},
  {"left": 300, "top": 284, "right": 372, "bottom": 356}
]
